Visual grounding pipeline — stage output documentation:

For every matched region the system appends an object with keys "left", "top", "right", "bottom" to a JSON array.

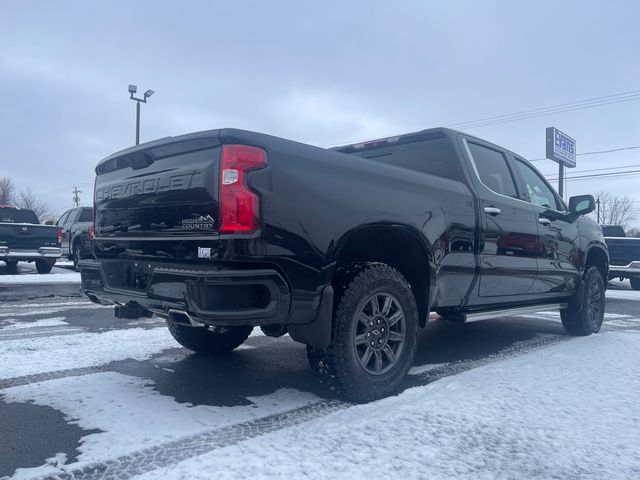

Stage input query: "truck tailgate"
[
  {"left": 94, "top": 134, "right": 222, "bottom": 243},
  {"left": 0, "top": 223, "right": 59, "bottom": 249},
  {"left": 605, "top": 237, "right": 640, "bottom": 265}
]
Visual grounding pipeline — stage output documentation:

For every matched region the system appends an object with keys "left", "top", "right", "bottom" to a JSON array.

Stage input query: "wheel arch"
[
  {"left": 584, "top": 244, "right": 608, "bottom": 284},
  {"left": 329, "top": 223, "right": 435, "bottom": 326},
  {"left": 71, "top": 234, "right": 83, "bottom": 255}
]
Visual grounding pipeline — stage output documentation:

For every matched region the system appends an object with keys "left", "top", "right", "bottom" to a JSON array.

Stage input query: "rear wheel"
[
  {"left": 308, "top": 263, "right": 418, "bottom": 402},
  {"left": 167, "top": 318, "right": 253, "bottom": 355},
  {"left": 5, "top": 260, "right": 18, "bottom": 272},
  {"left": 630, "top": 278, "right": 640, "bottom": 291},
  {"left": 73, "top": 242, "right": 83, "bottom": 271},
  {"left": 35, "top": 259, "right": 54, "bottom": 274},
  {"left": 560, "top": 266, "right": 605, "bottom": 336}
]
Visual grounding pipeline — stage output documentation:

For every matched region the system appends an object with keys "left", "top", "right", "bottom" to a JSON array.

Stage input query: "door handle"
[
  {"left": 538, "top": 217, "right": 551, "bottom": 225},
  {"left": 483, "top": 206, "right": 501, "bottom": 216}
]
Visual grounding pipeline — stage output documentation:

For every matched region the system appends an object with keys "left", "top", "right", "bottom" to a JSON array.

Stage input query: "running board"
[{"left": 461, "top": 303, "right": 568, "bottom": 323}]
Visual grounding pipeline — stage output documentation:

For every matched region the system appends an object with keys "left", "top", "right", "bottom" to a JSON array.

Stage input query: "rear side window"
[
  {"left": 354, "top": 138, "right": 464, "bottom": 181},
  {"left": 467, "top": 142, "right": 518, "bottom": 198},
  {"left": 0, "top": 208, "right": 39, "bottom": 224},
  {"left": 79, "top": 208, "right": 93, "bottom": 222}
]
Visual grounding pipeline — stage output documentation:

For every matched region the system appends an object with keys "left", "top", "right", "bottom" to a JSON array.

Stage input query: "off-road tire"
[
  {"left": 308, "top": 262, "right": 418, "bottom": 403},
  {"left": 630, "top": 278, "right": 640, "bottom": 291},
  {"left": 167, "top": 319, "right": 253, "bottom": 355},
  {"left": 561, "top": 266, "right": 605, "bottom": 336},
  {"left": 5, "top": 260, "right": 18, "bottom": 272},
  {"left": 35, "top": 259, "right": 54, "bottom": 274}
]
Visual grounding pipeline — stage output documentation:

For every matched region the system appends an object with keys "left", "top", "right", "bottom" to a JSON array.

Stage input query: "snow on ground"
[
  {"left": 134, "top": 331, "right": 640, "bottom": 480},
  {"left": 408, "top": 362, "right": 448, "bottom": 375},
  {"left": 0, "top": 316, "right": 68, "bottom": 331},
  {"left": 0, "top": 302, "right": 108, "bottom": 319},
  {"left": 0, "top": 272, "right": 80, "bottom": 284},
  {"left": 0, "top": 326, "right": 178, "bottom": 379},
  {"left": 3, "top": 373, "right": 320, "bottom": 475},
  {"left": 0, "top": 260, "right": 79, "bottom": 283},
  {"left": 606, "top": 289, "right": 640, "bottom": 300}
]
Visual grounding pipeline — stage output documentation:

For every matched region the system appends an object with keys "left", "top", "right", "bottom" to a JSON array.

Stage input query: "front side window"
[
  {"left": 467, "top": 142, "right": 518, "bottom": 198},
  {"left": 513, "top": 160, "right": 559, "bottom": 210}
]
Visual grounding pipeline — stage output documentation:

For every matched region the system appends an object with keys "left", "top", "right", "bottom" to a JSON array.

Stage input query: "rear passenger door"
[{"left": 463, "top": 140, "right": 539, "bottom": 299}]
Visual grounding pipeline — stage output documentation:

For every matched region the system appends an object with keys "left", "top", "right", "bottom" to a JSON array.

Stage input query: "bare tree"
[
  {"left": 0, "top": 177, "right": 16, "bottom": 205},
  {"left": 594, "top": 191, "right": 636, "bottom": 228},
  {"left": 16, "top": 187, "right": 52, "bottom": 223},
  {"left": 626, "top": 227, "right": 640, "bottom": 238}
]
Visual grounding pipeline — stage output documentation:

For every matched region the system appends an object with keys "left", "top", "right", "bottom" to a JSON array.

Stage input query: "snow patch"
[
  {"left": 0, "top": 272, "right": 80, "bottom": 284},
  {"left": 2, "top": 372, "right": 319, "bottom": 472},
  {"left": 606, "top": 289, "right": 640, "bottom": 301},
  {"left": 408, "top": 363, "right": 448, "bottom": 375},
  {"left": 0, "top": 316, "right": 68, "bottom": 331},
  {"left": 135, "top": 332, "right": 640, "bottom": 480},
  {"left": 0, "top": 327, "right": 179, "bottom": 380}
]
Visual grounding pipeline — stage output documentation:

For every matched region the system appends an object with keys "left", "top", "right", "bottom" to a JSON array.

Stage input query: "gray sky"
[{"left": 1, "top": 1, "right": 639, "bottom": 222}]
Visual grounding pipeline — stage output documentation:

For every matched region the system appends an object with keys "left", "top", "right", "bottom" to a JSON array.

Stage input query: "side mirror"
[{"left": 569, "top": 194, "right": 595, "bottom": 216}]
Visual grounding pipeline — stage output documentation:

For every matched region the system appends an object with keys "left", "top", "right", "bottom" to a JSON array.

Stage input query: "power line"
[
  {"left": 448, "top": 93, "right": 640, "bottom": 130},
  {"left": 447, "top": 89, "right": 640, "bottom": 129},
  {"left": 546, "top": 169, "right": 640, "bottom": 182},
  {"left": 530, "top": 145, "right": 640, "bottom": 162},
  {"left": 543, "top": 162, "right": 640, "bottom": 178},
  {"left": 323, "top": 89, "right": 640, "bottom": 148}
]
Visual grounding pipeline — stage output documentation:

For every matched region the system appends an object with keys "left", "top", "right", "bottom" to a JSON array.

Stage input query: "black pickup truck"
[
  {"left": 0, "top": 206, "right": 62, "bottom": 273},
  {"left": 80, "top": 127, "right": 608, "bottom": 401},
  {"left": 602, "top": 225, "right": 640, "bottom": 289},
  {"left": 57, "top": 206, "right": 94, "bottom": 269}
]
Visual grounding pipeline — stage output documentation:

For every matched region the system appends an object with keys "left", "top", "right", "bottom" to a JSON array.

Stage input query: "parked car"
[
  {"left": 0, "top": 206, "right": 62, "bottom": 273},
  {"left": 602, "top": 225, "right": 640, "bottom": 290},
  {"left": 57, "top": 206, "right": 93, "bottom": 269},
  {"left": 79, "top": 127, "right": 608, "bottom": 401}
]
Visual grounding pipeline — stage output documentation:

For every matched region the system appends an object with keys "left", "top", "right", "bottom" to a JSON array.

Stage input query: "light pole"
[{"left": 128, "top": 85, "right": 155, "bottom": 145}]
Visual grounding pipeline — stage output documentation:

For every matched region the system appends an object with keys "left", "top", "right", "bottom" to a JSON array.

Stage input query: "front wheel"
[
  {"left": 35, "top": 259, "right": 55, "bottom": 274},
  {"left": 167, "top": 318, "right": 253, "bottom": 355},
  {"left": 560, "top": 266, "right": 605, "bottom": 336},
  {"left": 630, "top": 278, "right": 640, "bottom": 291},
  {"left": 309, "top": 263, "right": 418, "bottom": 402}
]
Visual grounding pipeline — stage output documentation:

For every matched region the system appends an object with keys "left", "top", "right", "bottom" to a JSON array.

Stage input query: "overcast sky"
[{"left": 1, "top": 1, "right": 639, "bottom": 222}]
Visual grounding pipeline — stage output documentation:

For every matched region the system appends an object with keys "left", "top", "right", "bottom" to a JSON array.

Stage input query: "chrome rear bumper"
[{"left": 0, "top": 246, "right": 62, "bottom": 259}]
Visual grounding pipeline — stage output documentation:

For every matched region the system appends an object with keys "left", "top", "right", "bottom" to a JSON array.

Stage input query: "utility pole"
[
  {"left": 596, "top": 196, "right": 601, "bottom": 224},
  {"left": 72, "top": 186, "right": 81, "bottom": 207},
  {"left": 558, "top": 163, "right": 564, "bottom": 200},
  {"left": 128, "top": 85, "right": 155, "bottom": 145}
]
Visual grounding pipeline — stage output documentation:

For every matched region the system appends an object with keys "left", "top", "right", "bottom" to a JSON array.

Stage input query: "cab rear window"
[
  {"left": 351, "top": 137, "right": 464, "bottom": 181},
  {"left": 0, "top": 208, "right": 39, "bottom": 224}
]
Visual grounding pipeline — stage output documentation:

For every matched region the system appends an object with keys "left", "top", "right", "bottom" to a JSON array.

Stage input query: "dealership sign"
[{"left": 545, "top": 127, "right": 576, "bottom": 168}]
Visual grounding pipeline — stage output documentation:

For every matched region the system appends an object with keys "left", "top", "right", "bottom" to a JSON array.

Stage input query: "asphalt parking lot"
[{"left": 1, "top": 272, "right": 639, "bottom": 479}]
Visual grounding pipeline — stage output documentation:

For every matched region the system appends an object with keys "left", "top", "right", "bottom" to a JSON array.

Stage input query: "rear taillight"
[
  {"left": 88, "top": 225, "right": 95, "bottom": 241},
  {"left": 57, "top": 228, "right": 62, "bottom": 245},
  {"left": 219, "top": 144, "right": 267, "bottom": 234}
]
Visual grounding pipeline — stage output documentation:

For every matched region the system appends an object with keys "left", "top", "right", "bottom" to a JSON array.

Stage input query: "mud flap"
[
  {"left": 288, "top": 285, "right": 333, "bottom": 348},
  {"left": 567, "top": 277, "right": 585, "bottom": 312}
]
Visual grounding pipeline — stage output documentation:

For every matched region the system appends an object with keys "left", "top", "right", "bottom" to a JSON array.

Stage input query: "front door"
[
  {"left": 464, "top": 140, "right": 539, "bottom": 297},
  {"left": 511, "top": 158, "right": 580, "bottom": 295}
]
